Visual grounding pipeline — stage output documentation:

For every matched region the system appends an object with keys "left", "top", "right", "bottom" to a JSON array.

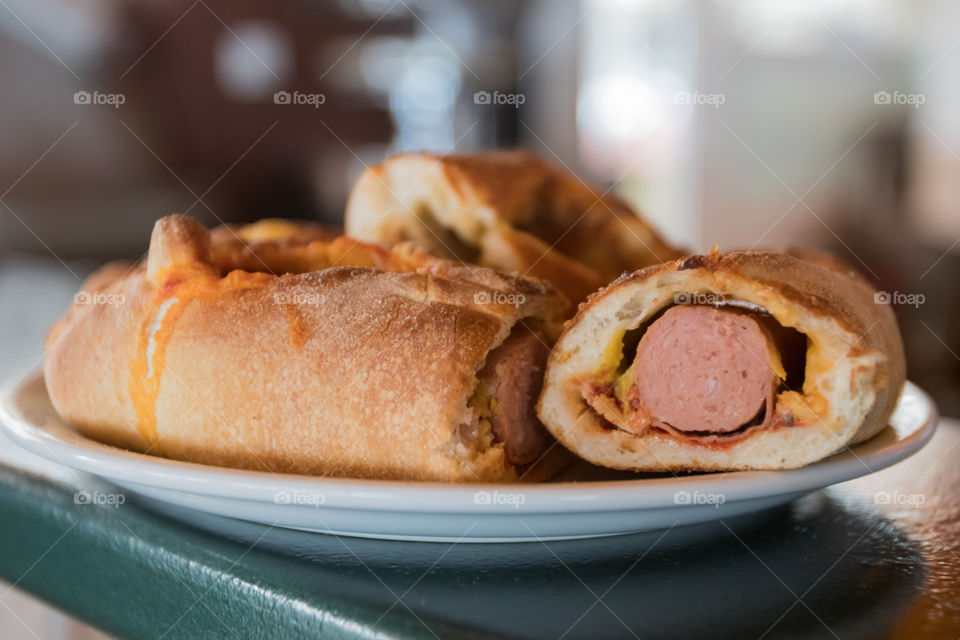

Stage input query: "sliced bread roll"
[
  {"left": 537, "top": 249, "right": 906, "bottom": 471},
  {"left": 45, "top": 215, "right": 571, "bottom": 482}
]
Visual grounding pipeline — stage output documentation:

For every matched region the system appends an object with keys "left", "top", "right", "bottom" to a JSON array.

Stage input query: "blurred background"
[
  {"left": 1, "top": 1, "right": 959, "bottom": 637},
  {"left": 1, "top": 1, "right": 959, "bottom": 415}
]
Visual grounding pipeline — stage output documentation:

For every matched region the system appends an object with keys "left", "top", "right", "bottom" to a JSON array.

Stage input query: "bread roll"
[
  {"left": 344, "top": 150, "right": 683, "bottom": 303},
  {"left": 44, "top": 215, "right": 571, "bottom": 482},
  {"left": 537, "top": 249, "right": 906, "bottom": 471}
]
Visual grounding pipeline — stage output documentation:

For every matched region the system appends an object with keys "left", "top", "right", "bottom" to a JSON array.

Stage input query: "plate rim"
[{"left": 0, "top": 370, "right": 939, "bottom": 514}]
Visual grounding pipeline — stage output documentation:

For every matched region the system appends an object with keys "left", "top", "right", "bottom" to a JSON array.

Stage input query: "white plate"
[{"left": 0, "top": 372, "right": 938, "bottom": 542}]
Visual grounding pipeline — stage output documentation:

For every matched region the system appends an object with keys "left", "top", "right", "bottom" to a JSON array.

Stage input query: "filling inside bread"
[
  {"left": 408, "top": 205, "right": 482, "bottom": 264},
  {"left": 458, "top": 324, "right": 554, "bottom": 466},
  {"left": 580, "top": 301, "right": 821, "bottom": 445}
]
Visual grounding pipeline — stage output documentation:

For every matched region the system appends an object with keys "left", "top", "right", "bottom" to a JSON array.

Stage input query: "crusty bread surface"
[{"left": 44, "top": 215, "right": 570, "bottom": 482}]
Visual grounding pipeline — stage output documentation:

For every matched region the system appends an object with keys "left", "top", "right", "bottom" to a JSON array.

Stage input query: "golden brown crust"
[
  {"left": 538, "top": 249, "right": 906, "bottom": 472},
  {"left": 44, "top": 215, "right": 570, "bottom": 482},
  {"left": 344, "top": 150, "right": 684, "bottom": 304}
]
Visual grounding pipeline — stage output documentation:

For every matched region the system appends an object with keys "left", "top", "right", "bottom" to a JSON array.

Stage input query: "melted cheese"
[
  {"left": 128, "top": 270, "right": 274, "bottom": 448},
  {"left": 595, "top": 328, "right": 626, "bottom": 381},
  {"left": 236, "top": 218, "right": 306, "bottom": 243},
  {"left": 775, "top": 390, "right": 827, "bottom": 426},
  {"left": 144, "top": 297, "right": 179, "bottom": 379},
  {"left": 613, "top": 363, "right": 635, "bottom": 405},
  {"left": 802, "top": 338, "right": 834, "bottom": 394},
  {"left": 282, "top": 304, "right": 309, "bottom": 349},
  {"left": 765, "top": 337, "right": 787, "bottom": 381}
]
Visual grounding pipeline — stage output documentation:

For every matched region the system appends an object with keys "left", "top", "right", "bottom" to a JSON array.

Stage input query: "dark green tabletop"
[{"left": 1, "top": 418, "right": 959, "bottom": 639}]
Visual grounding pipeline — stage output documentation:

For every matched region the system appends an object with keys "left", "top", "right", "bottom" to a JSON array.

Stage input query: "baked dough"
[
  {"left": 537, "top": 249, "right": 906, "bottom": 471},
  {"left": 44, "top": 215, "right": 571, "bottom": 481},
  {"left": 344, "top": 150, "right": 683, "bottom": 303}
]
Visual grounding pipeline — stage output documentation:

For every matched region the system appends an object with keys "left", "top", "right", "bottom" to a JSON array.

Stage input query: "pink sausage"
[{"left": 632, "top": 306, "right": 776, "bottom": 433}]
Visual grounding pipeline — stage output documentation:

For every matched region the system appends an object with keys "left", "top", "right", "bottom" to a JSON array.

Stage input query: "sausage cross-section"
[
  {"left": 632, "top": 306, "right": 777, "bottom": 434},
  {"left": 475, "top": 326, "right": 554, "bottom": 465}
]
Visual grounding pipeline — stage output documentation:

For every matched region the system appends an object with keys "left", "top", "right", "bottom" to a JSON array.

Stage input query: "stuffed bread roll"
[
  {"left": 537, "top": 249, "right": 906, "bottom": 471},
  {"left": 344, "top": 150, "right": 683, "bottom": 304},
  {"left": 44, "top": 215, "right": 571, "bottom": 482}
]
